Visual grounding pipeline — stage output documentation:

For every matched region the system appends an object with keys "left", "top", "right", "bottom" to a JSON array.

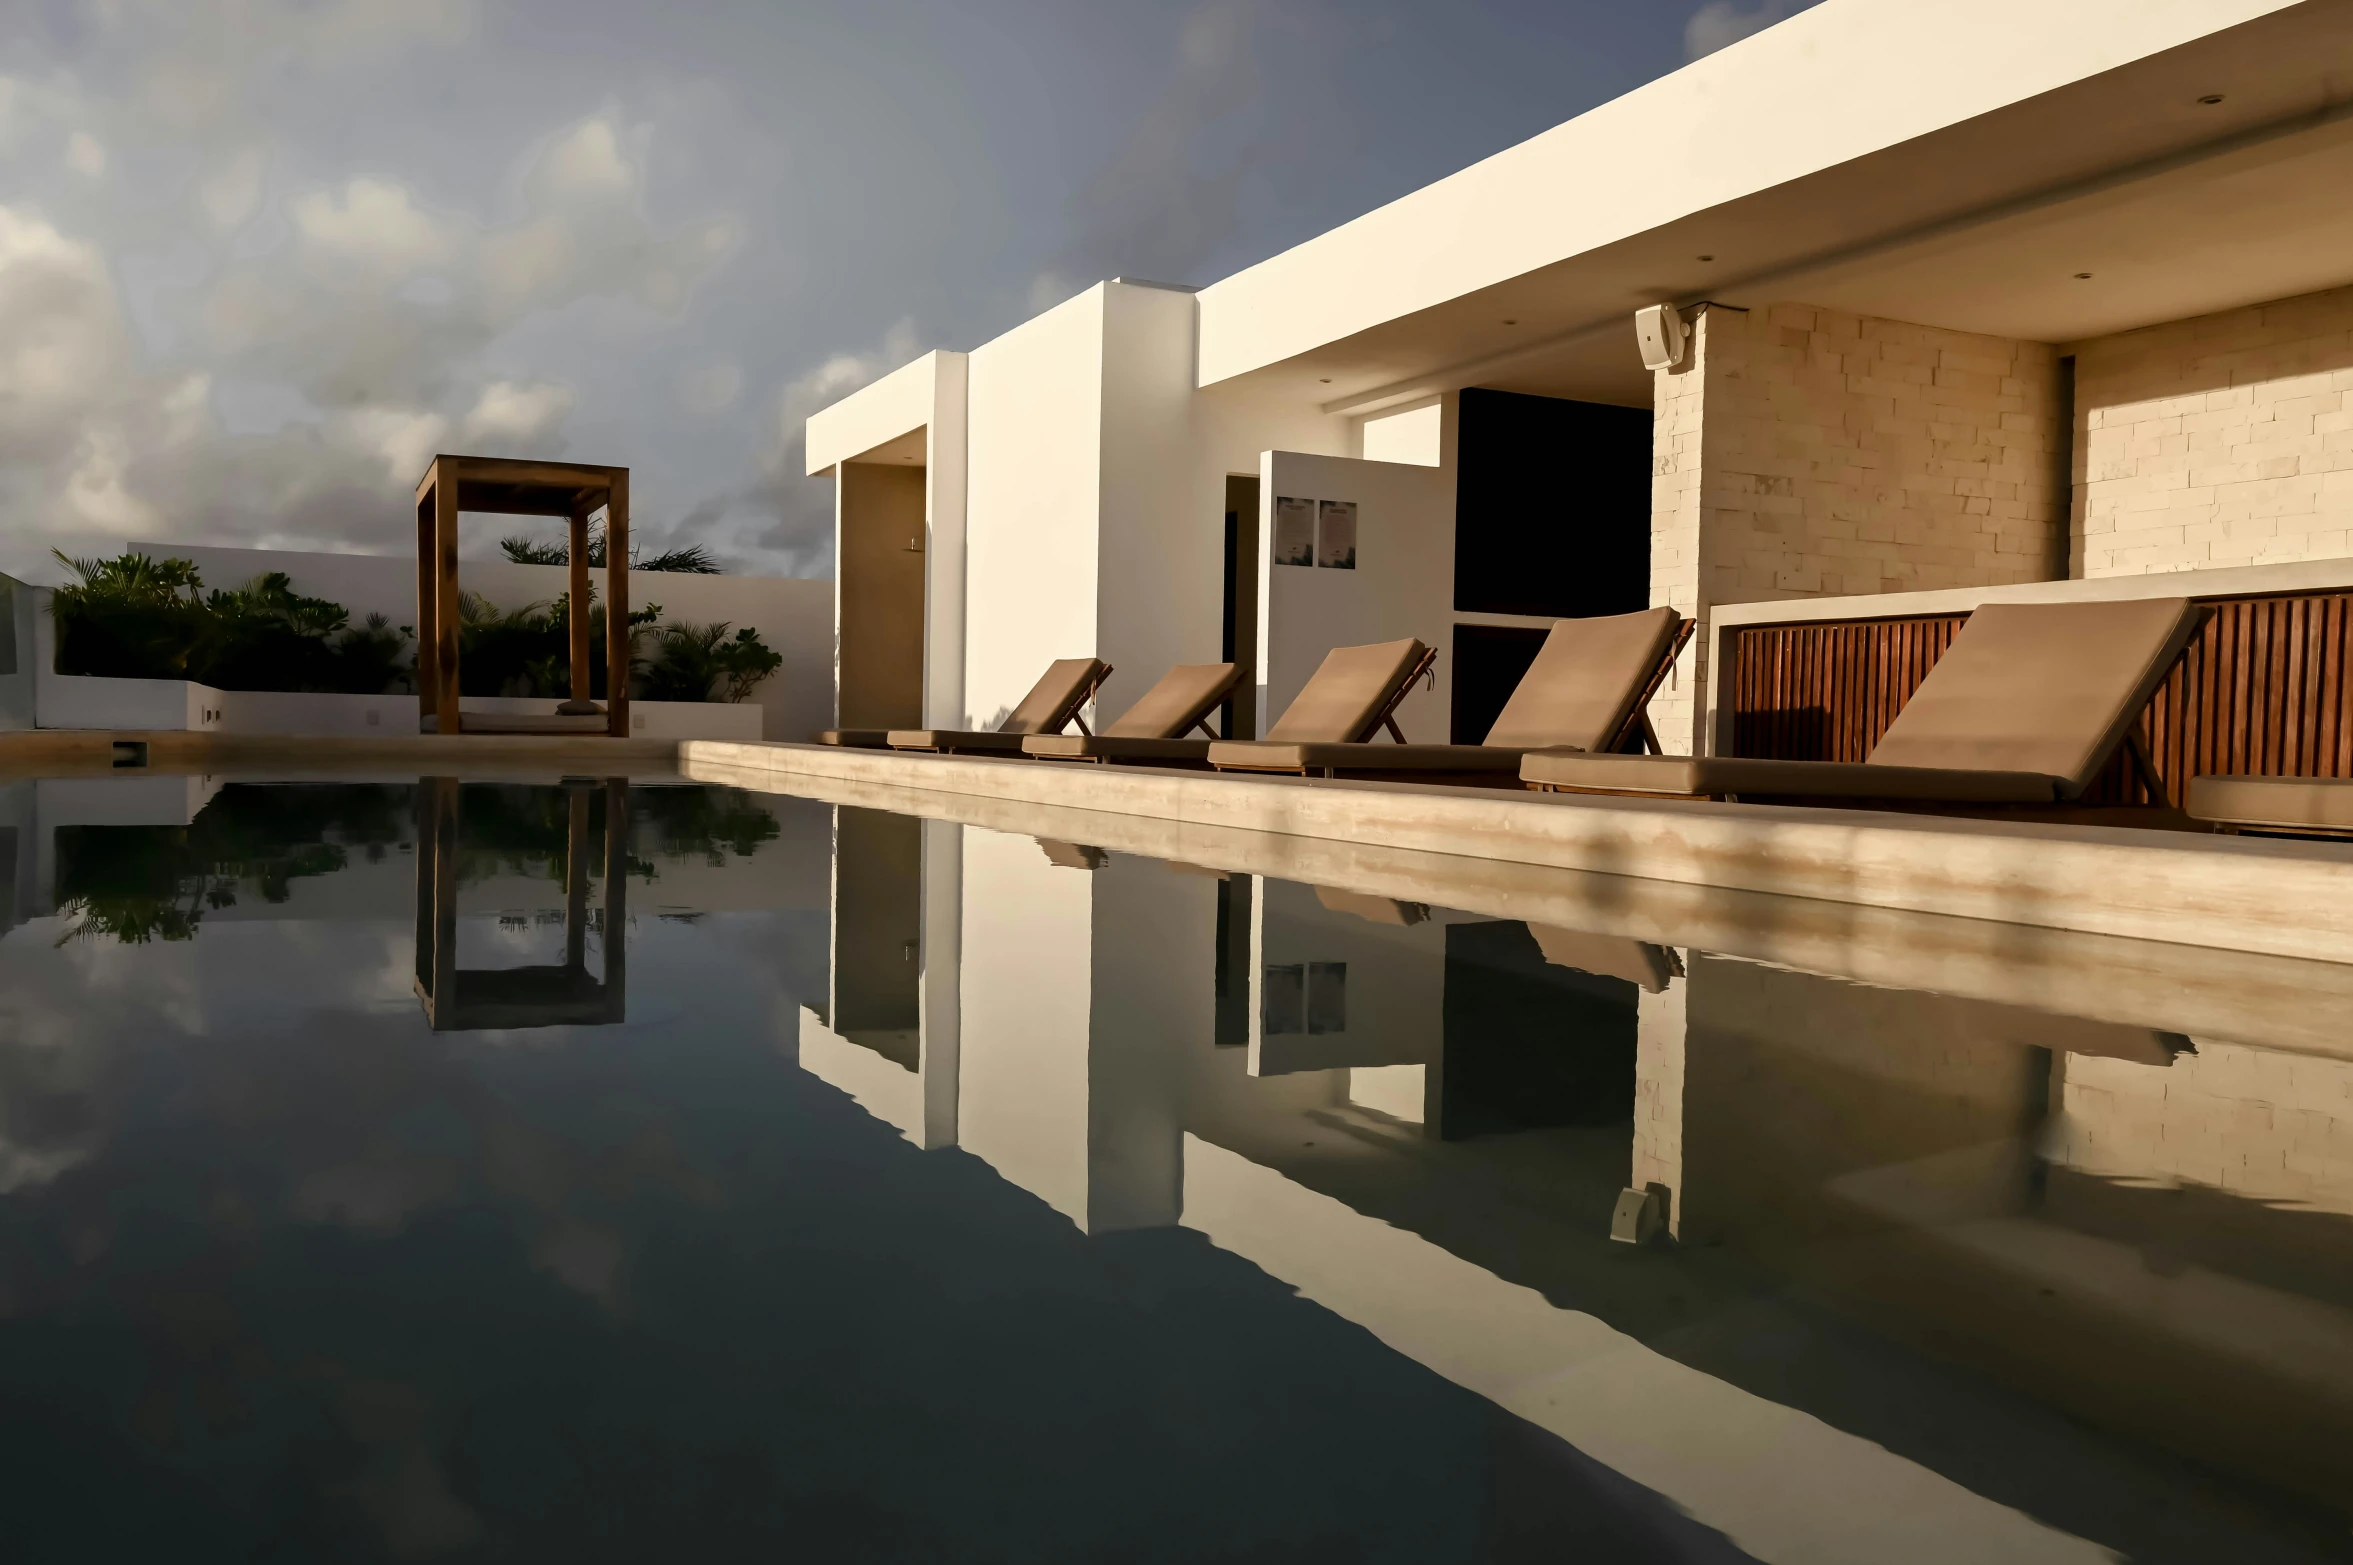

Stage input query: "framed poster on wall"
[
  {"left": 1273, "top": 496, "right": 1316, "bottom": 566},
  {"left": 1316, "top": 500, "right": 1357, "bottom": 569}
]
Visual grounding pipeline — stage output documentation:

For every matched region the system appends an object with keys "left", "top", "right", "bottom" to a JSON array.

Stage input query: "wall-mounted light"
[{"left": 1634, "top": 303, "right": 1688, "bottom": 371}]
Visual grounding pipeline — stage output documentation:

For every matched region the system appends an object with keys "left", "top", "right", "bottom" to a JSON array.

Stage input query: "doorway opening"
[{"left": 1221, "top": 474, "right": 1261, "bottom": 740}]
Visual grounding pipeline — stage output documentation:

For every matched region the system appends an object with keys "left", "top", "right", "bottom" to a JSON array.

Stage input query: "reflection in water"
[
  {"left": 2, "top": 783, "right": 2351, "bottom": 1561},
  {"left": 412, "top": 777, "right": 627, "bottom": 1031}
]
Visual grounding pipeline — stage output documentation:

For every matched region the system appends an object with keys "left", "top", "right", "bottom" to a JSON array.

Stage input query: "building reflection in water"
[
  {"left": 412, "top": 776, "right": 628, "bottom": 1031},
  {"left": 801, "top": 815, "right": 2353, "bottom": 1562}
]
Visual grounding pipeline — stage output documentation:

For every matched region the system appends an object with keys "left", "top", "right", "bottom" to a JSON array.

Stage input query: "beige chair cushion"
[
  {"left": 1023, "top": 734, "right": 1213, "bottom": 762},
  {"left": 1105, "top": 663, "right": 1242, "bottom": 738},
  {"left": 885, "top": 729, "right": 1029, "bottom": 753},
  {"left": 1207, "top": 741, "right": 1527, "bottom": 773},
  {"left": 1314, "top": 886, "right": 1430, "bottom": 926},
  {"left": 1867, "top": 598, "right": 2197, "bottom": 795},
  {"left": 2186, "top": 774, "right": 2353, "bottom": 834},
  {"left": 1000, "top": 658, "right": 1111, "bottom": 734},
  {"left": 1265, "top": 639, "right": 1431, "bottom": 743},
  {"left": 814, "top": 729, "right": 892, "bottom": 747},
  {"left": 1485, "top": 607, "right": 1682, "bottom": 750},
  {"left": 1519, "top": 750, "right": 2058, "bottom": 801},
  {"left": 1526, "top": 926, "right": 1679, "bottom": 992}
]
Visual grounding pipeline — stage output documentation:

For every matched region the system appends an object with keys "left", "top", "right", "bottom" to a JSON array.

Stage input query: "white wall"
[
  {"left": 1255, "top": 451, "right": 1455, "bottom": 741},
  {"left": 1249, "top": 876, "right": 1447, "bottom": 1078},
  {"left": 963, "top": 289, "right": 1108, "bottom": 729},
  {"left": 956, "top": 825, "right": 1097, "bottom": 1225},
  {"left": 125, "top": 543, "right": 829, "bottom": 742},
  {"left": 923, "top": 355, "right": 971, "bottom": 729}
]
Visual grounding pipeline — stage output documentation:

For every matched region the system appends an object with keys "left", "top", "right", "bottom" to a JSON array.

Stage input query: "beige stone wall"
[
  {"left": 1649, "top": 302, "right": 2066, "bottom": 753},
  {"left": 2052, "top": 1042, "right": 2353, "bottom": 1214},
  {"left": 2072, "top": 284, "right": 2353, "bottom": 577}
]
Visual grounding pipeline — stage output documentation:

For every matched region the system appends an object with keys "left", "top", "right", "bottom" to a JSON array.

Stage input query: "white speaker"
[{"left": 1634, "top": 304, "right": 1688, "bottom": 371}]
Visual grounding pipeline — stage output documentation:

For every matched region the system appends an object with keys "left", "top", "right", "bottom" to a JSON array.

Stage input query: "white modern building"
[{"left": 805, "top": 0, "right": 2353, "bottom": 759}]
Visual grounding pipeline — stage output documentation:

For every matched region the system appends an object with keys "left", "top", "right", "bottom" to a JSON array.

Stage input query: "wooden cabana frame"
[{"left": 414, "top": 454, "right": 630, "bottom": 737}]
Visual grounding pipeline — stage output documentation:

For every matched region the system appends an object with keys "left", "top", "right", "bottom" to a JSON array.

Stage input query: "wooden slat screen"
[
  {"left": 1729, "top": 616, "right": 1965, "bottom": 763},
  {"left": 1728, "top": 592, "right": 2353, "bottom": 806}
]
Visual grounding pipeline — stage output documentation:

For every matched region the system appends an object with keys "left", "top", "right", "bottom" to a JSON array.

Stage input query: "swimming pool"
[{"left": 1, "top": 775, "right": 2346, "bottom": 1562}]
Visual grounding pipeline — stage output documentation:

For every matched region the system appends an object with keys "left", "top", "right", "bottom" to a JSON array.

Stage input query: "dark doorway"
[
  {"left": 1221, "top": 474, "right": 1261, "bottom": 740},
  {"left": 1454, "top": 389, "right": 1649, "bottom": 619},
  {"left": 1450, "top": 624, "right": 1551, "bottom": 744},
  {"left": 1437, "top": 920, "right": 1637, "bottom": 1141}
]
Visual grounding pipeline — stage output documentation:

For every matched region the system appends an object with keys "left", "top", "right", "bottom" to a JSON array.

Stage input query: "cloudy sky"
[{"left": 0, "top": 0, "right": 1816, "bottom": 583}]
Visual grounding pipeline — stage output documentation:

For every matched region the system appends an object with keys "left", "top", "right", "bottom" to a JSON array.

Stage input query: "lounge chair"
[
  {"left": 2186, "top": 775, "right": 2353, "bottom": 839},
  {"left": 1184, "top": 639, "right": 1436, "bottom": 775},
  {"left": 1022, "top": 663, "right": 1245, "bottom": 764},
  {"left": 1209, "top": 609, "right": 1689, "bottom": 778},
  {"left": 1521, "top": 598, "right": 2201, "bottom": 806},
  {"left": 885, "top": 658, "right": 1112, "bottom": 754},
  {"left": 813, "top": 728, "right": 892, "bottom": 747}
]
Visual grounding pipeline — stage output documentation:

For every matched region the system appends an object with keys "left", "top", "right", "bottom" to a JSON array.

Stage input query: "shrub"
[
  {"left": 50, "top": 554, "right": 415, "bottom": 694},
  {"left": 455, "top": 589, "right": 663, "bottom": 699},
  {"left": 639, "top": 620, "right": 784, "bottom": 704},
  {"left": 497, "top": 522, "right": 724, "bottom": 573},
  {"left": 48, "top": 552, "right": 210, "bottom": 679}
]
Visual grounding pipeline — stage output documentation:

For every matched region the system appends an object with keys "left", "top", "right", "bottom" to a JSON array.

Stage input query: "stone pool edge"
[{"left": 682, "top": 739, "right": 2353, "bottom": 964}]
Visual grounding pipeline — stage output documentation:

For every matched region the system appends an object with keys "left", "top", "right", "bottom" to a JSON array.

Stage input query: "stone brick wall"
[
  {"left": 2073, "top": 284, "right": 2353, "bottom": 576},
  {"left": 2051, "top": 1041, "right": 2353, "bottom": 1213},
  {"left": 1648, "top": 302, "right": 2066, "bottom": 753}
]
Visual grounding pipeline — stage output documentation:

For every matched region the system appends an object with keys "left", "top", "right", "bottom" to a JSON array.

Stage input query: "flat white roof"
[{"left": 1194, "top": 0, "right": 2352, "bottom": 411}]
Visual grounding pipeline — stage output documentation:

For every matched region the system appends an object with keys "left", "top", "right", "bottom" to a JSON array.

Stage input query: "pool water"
[{"left": 0, "top": 777, "right": 2348, "bottom": 1563}]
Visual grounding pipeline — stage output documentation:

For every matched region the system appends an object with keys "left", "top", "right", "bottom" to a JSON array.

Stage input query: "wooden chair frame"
[
  {"left": 415, "top": 455, "right": 632, "bottom": 738},
  {"left": 1607, "top": 619, "right": 1697, "bottom": 756},
  {"left": 1364, "top": 644, "right": 1440, "bottom": 743}
]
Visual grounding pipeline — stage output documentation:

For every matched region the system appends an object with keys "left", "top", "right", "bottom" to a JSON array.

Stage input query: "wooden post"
[
  {"left": 561, "top": 500, "right": 596, "bottom": 713},
  {"left": 414, "top": 480, "right": 439, "bottom": 729},
  {"left": 565, "top": 785, "right": 591, "bottom": 971},
  {"left": 412, "top": 776, "right": 461, "bottom": 1028},
  {"left": 434, "top": 463, "right": 463, "bottom": 735},
  {"left": 601, "top": 777, "right": 628, "bottom": 1005},
  {"left": 605, "top": 469, "right": 630, "bottom": 738}
]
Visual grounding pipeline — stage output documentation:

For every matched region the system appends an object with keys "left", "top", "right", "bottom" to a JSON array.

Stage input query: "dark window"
[
  {"left": 1449, "top": 623, "right": 1551, "bottom": 744},
  {"left": 1454, "top": 388, "right": 1649, "bottom": 618}
]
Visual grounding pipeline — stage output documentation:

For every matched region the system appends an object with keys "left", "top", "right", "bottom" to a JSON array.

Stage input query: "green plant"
[
  {"left": 48, "top": 550, "right": 210, "bottom": 679},
  {"left": 53, "top": 784, "right": 406, "bottom": 943},
  {"left": 497, "top": 522, "right": 724, "bottom": 574},
  {"left": 639, "top": 621, "right": 783, "bottom": 704},
  {"left": 456, "top": 589, "right": 662, "bottom": 699},
  {"left": 50, "top": 553, "right": 413, "bottom": 693}
]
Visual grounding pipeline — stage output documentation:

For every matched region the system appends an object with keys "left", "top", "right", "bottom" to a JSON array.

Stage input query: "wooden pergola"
[{"left": 414, "top": 454, "right": 630, "bottom": 737}]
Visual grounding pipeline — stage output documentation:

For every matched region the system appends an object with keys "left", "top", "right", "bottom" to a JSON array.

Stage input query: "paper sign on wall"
[
  {"left": 1316, "top": 501, "right": 1357, "bottom": 569},
  {"left": 1273, "top": 496, "right": 1316, "bottom": 566}
]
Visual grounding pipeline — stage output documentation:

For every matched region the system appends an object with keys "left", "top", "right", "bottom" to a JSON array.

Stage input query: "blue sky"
[{"left": 0, "top": 0, "right": 1817, "bottom": 580}]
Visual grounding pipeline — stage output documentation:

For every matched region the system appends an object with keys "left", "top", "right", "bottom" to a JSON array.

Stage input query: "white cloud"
[
  {"left": 0, "top": 206, "right": 135, "bottom": 457},
  {"left": 289, "top": 176, "right": 461, "bottom": 276},
  {"left": 64, "top": 130, "right": 107, "bottom": 177},
  {"left": 461, "top": 379, "right": 574, "bottom": 447},
  {"left": 334, "top": 405, "right": 449, "bottom": 484},
  {"left": 1683, "top": 1, "right": 1810, "bottom": 61}
]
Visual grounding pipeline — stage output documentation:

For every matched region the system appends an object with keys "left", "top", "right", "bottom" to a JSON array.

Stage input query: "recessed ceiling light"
[
  {"left": 1502, "top": 318, "right": 1518, "bottom": 326},
  {"left": 2198, "top": 94, "right": 2225, "bottom": 105},
  {"left": 2075, "top": 272, "right": 2094, "bottom": 280},
  {"left": 1697, "top": 254, "right": 1715, "bottom": 262}
]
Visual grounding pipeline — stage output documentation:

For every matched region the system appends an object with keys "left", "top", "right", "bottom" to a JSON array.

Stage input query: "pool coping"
[{"left": 680, "top": 739, "right": 2353, "bottom": 965}]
